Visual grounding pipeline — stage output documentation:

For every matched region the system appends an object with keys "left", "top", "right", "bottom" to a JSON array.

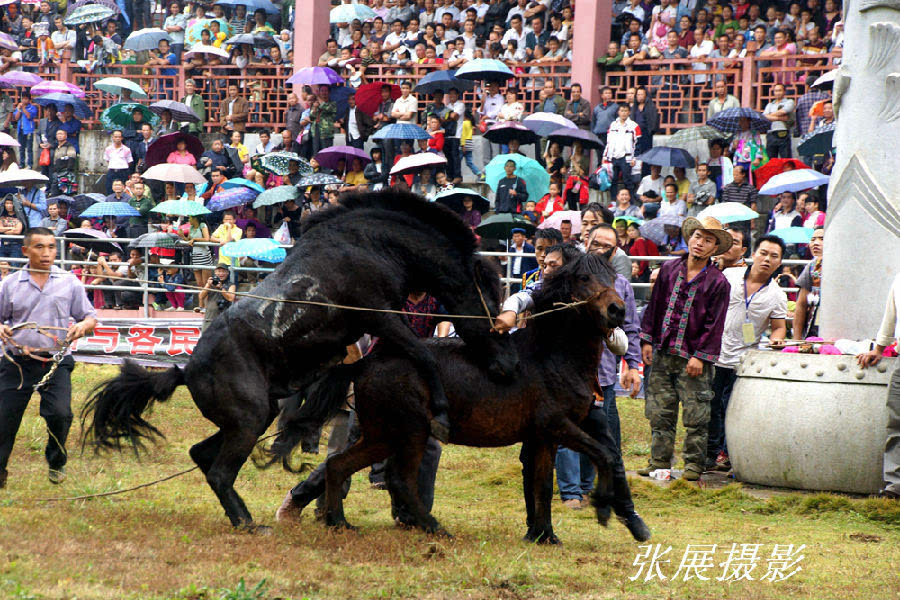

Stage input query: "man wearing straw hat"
[{"left": 637, "top": 216, "right": 732, "bottom": 481}]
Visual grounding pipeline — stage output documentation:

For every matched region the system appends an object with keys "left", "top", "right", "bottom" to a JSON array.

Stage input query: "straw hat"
[{"left": 681, "top": 216, "right": 733, "bottom": 256}]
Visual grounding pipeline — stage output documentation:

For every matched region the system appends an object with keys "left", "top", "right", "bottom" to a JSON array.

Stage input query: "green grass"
[{"left": 0, "top": 364, "right": 898, "bottom": 599}]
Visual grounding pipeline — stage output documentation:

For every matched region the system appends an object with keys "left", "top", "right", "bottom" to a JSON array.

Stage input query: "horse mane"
[
  {"left": 301, "top": 189, "right": 478, "bottom": 258},
  {"left": 532, "top": 253, "right": 617, "bottom": 321}
]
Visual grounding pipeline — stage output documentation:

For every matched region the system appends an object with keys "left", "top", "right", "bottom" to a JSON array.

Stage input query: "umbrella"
[
  {"left": 221, "top": 238, "right": 286, "bottom": 263},
  {"left": 454, "top": 58, "right": 514, "bottom": 83},
  {"left": 539, "top": 210, "right": 584, "bottom": 234},
  {"left": 100, "top": 103, "right": 159, "bottom": 131},
  {"left": 223, "top": 177, "right": 266, "bottom": 193},
  {"left": 751, "top": 158, "right": 810, "bottom": 189},
  {"left": 484, "top": 154, "right": 551, "bottom": 200},
  {"left": 185, "top": 19, "right": 233, "bottom": 47},
  {"left": 0, "top": 132, "right": 18, "bottom": 147},
  {"left": 207, "top": 187, "right": 259, "bottom": 211},
  {"left": 797, "top": 122, "right": 836, "bottom": 157},
  {"left": 66, "top": 0, "right": 119, "bottom": 16},
  {"left": 65, "top": 3, "right": 115, "bottom": 25},
  {"left": 79, "top": 201, "right": 141, "bottom": 218},
  {"left": 330, "top": 2, "right": 376, "bottom": 22},
  {"left": 94, "top": 77, "right": 148, "bottom": 98},
  {"left": 433, "top": 187, "right": 490, "bottom": 215},
  {"left": 811, "top": 69, "right": 837, "bottom": 91},
  {"left": 639, "top": 214, "right": 685, "bottom": 245},
  {"left": 251, "top": 152, "right": 312, "bottom": 177},
  {"left": 759, "top": 169, "right": 830, "bottom": 195},
  {"left": 522, "top": 112, "right": 578, "bottom": 137},
  {"left": 297, "top": 173, "right": 343, "bottom": 187},
  {"left": 546, "top": 127, "right": 604, "bottom": 152},
  {"left": 613, "top": 215, "right": 644, "bottom": 226},
  {"left": 327, "top": 85, "right": 355, "bottom": 121},
  {"left": 70, "top": 193, "right": 105, "bottom": 217},
  {"left": 217, "top": 0, "right": 280, "bottom": 14},
  {"left": 62, "top": 228, "right": 123, "bottom": 255},
  {"left": 389, "top": 153, "right": 447, "bottom": 175},
  {"left": 354, "top": 82, "right": 400, "bottom": 116},
  {"left": 414, "top": 70, "right": 475, "bottom": 94},
  {"left": 129, "top": 232, "right": 185, "bottom": 249},
  {"left": 769, "top": 226, "right": 815, "bottom": 244},
  {"left": 314, "top": 146, "right": 370, "bottom": 172},
  {"left": 33, "top": 93, "right": 92, "bottom": 119},
  {"left": 31, "top": 80, "right": 85, "bottom": 98},
  {"left": 371, "top": 123, "right": 432, "bottom": 141},
  {"left": 224, "top": 33, "right": 278, "bottom": 48},
  {"left": 48, "top": 195, "right": 74, "bottom": 209},
  {"left": 635, "top": 146, "right": 696, "bottom": 168},
  {"left": 253, "top": 185, "right": 301, "bottom": 208},
  {"left": 123, "top": 28, "right": 172, "bottom": 52},
  {"left": 484, "top": 122, "right": 541, "bottom": 145},
  {"left": 150, "top": 100, "right": 201, "bottom": 123},
  {"left": 0, "top": 32, "right": 18, "bottom": 52},
  {"left": 0, "top": 169, "right": 48, "bottom": 187},
  {"left": 0, "top": 71, "right": 43, "bottom": 88},
  {"left": 697, "top": 202, "right": 759, "bottom": 224},
  {"left": 707, "top": 107, "right": 771, "bottom": 133},
  {"left": 151, "top": 200, "right": 211, "bottom": 217},
  {"left": 668, "top": 125, "right": 732, "bottom": 147},
  {"left": 144, "top": 132, "right": 204, "bottom": 168},
  {"left": 475, "top": 213, "right": 536, "bottom": 239},
  {"left": 183, "top": 44, "right": 230, "bottom": 59},
  {"left": 142, "top": 163, "right": 207, "bottom": 185},
  {"left": 286, "top": 66, "right": 344, "bottom": 87}
]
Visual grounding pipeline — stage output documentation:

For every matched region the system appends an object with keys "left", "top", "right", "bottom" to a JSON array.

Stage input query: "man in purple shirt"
[
  {"left": 0, "top": 227, "right": 97, "bottom": 487},
  {"left": 638, "top": 216, "right": 731, "bottom": 481}
]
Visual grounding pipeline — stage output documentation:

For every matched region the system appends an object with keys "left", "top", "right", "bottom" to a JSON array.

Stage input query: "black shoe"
[{"left": 618, "top": 512, "right": 651, "bottom": 542}]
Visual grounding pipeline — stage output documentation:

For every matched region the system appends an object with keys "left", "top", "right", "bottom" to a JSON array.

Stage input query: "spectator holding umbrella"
[
  {"left": 310, "top": 85, "right": 337, "bottom": 155},
  {"left": 12, "top": 92, "right": 37, "bottom": 169},
  {"left": 166, "top": 138, "right": 197, "bottom": 166}
]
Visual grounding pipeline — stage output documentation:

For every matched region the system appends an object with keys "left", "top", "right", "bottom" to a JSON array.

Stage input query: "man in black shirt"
[{"left": 494, "top": 160, "right": 528, "bottom": 213}]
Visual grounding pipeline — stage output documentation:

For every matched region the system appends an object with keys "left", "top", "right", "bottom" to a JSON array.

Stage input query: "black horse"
[
  {"left": 83, "top": 190, "right": 517, "bottom": 530},
  {"left": 270, "top": 253, "right": 643, "bottom": 544}
]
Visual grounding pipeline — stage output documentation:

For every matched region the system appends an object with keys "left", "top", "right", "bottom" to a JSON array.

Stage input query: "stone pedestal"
[{"left": 726, "top": 351, "right": 893, "bottom": 494}]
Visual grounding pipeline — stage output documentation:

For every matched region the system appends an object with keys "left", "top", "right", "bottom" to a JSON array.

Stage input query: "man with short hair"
[
  {"left": 687, "top": 163, "right": 717, "bottom": 216},
  {"left": 318, "top": 38, "right": 340, "bottom": 66},
  {"left": 12, "top": 92, "right": 38, "bottom": 168},
  {"left": 180, "top": 79, "right": 206, "bottom": 135},
  {"left": 495, "top": 160, "right": 528, "bottom": 213},
  {"left": 40, "top": 201, "right": 67, "bottom": 235},
  {"left": 58, "top": 103, "right": 82, "bottom": 152},
  {"left": 603, "top": 104, "right": 641, "bottom": 199},
  {"left": 591, "top": 86, "right": 618, "bottom": 146},
  {"left": 444, "top": 88, "right": 465, "bottom": 183},
  {"left": 219, "top": 84, "right": 249, "bottom": 134},
  {"left": 525, "top": 15, "right": 550, "bottom": 57},
  {"left": 0, "top": 227, "right": 97, "bottom": 487},
  {"left": 564, "top": 84, "right": 592, "bottom": 130},
  {"left": 638, "top": 216, "right": 731, "bottom": 481},
  {"left": 538, "top": 80, "right": 566, "bottom": 115},
  {"left": 103, "top": 130, "right": 133, "bottom": 195},
  {"left": 707, "top": 79, "right": 741, "bottom": 120},
  {"left": 387, "top": 0, "right": 416, "bottom": 25},
  {"left": 707, "top": 235, "right": 787, "bottom": 471},
  {"left": 521, "top": 227, "right": 562, "bottom": 289},
  {"left": 390, "top": 81, "right": 418, "bottom": 125},
  {"left": 720, "top": 165, "right": 759, "bottom": 211},
  {"left": 715, "top": 226, "right": 749, "bottom": 270},
  {"left": 763, "top": 83, "right": 796, "bottom": 158}
]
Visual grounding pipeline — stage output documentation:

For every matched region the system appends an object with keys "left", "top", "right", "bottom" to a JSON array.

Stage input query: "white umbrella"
[
  {"left": 183, "top": 44, "right": 230, "bottom": 59},
  {"left": 141, "top": 163, "right": 208, "bottom": 185},
  {"left": 0, "top": 168, "right": 49, "bottom": 186},
  {"left": 697, "top": 202, "right": 760, "bottom": 224},
  {"left": 523, "top": 112, "right": 577, "bottom": 137},
  {"left": 94, "top": 76, "right": 148, "bottom": 98},
  {"left": 811, "top": 69, "right": 837, "bottom": 90},
  {"left": 0, "top": 131, "right": 19, "bottom": 147},
  {"left": 389, "top": 152, "right": 447, "bottom": 175},
  {"left": 759, "top": 169, "right": 830, "bottom": 195}
]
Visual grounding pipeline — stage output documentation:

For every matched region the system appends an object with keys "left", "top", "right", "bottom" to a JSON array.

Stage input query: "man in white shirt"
[
  {"left": 50, "top": 17, "right": 76, "bottom": 62},
  {"left": 501, "top": 14, "right": 529, "bottom": 50},
  {"left": 766, "top": 192, "right": 803, "bottom": 232},
  {"left": 435, "top": 0, "right": 460, "bottom": 27},
  {"left": 390, "top": 81, "right": 418, "bottom": 125},
  {"left": 383, "top": 19, "right": 407, "bottom": 53},
  {"left": 602, "top": 104, "right": 641, "bottom": 199},
  {"left": 479, "top": 82, "right": 504, "bottom": 161},
  {"left": 707, "top": 235, "right": 787, "bottom": 472},
  {"left": 636, "top": 164, "right": 664, "bottom": 197}
]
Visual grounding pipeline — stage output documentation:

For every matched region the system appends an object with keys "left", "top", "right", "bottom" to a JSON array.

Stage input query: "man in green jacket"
[
  {"left": 180, "top": 79, "right": 207, "bottom": 135},
  {"left": 127, "top": 180, "right": 155, "bottom": 238},
  {"left": 310, "top": 85, "right": 337, "bottom": 155}
]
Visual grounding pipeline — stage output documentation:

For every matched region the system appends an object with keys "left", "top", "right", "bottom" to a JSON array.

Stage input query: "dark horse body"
[
  {"left": 271, "top": 254, "right": 637, "bottom": 544},
  {"left": 84, "top": 190, "right": 516, "bottom": 529}
]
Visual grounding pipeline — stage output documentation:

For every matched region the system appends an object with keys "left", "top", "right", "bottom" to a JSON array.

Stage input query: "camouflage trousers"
[{"left": 644, "top": 351, "right": 715, "bottom": 474}]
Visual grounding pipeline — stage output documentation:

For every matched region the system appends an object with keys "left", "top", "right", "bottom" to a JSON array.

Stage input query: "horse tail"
[
  {"left": 82, "top": 360, "right": 185, "bottom": 454},
  {"left": 268, "top": 363, "right": 359, "bottom": 463}
]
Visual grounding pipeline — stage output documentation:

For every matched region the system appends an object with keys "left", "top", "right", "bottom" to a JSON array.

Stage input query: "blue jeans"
[
  {"left": 0, "top": 243, "right": 22, "bottom": 259},
  {"left": 706, "top": 366, "right": 737, "bottom": 466},
  {"left": 556, "top": 384, "right": 617, "bottom": 499},
  {"left": 463, "top": 150, "right": 481, "bottom": 177},
  {"left": 17, "top": 132, "right": 33, "bottom": 168}
]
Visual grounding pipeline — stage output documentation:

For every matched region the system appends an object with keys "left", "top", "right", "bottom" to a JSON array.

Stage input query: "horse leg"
[
  {"left": 523, "top": 441, "right": 560, "bottom": 545},
  {"left": 323, "top": 438, "right": 391, "bottom": 530},
  {"left": 385, "top": 436, "right": 448, "bottom": 536},
  {"left": 189, "top": 430, "right": 224, "bottom": 473}
]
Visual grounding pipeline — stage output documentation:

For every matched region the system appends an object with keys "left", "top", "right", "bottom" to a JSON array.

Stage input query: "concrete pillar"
[
  {"left": 293, "top": 0, "right": 330, "bottom": 72},
  {"left": 572, "top": 0, "right": 611, "bottom": 105}
]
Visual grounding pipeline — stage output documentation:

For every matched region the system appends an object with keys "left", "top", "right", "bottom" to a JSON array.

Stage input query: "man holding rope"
[{"left": 0, "top": 227, "right": 96, "bottom": 487}]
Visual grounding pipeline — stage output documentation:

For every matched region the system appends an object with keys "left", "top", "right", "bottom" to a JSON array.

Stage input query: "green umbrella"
[
  {"left": 253, "top": 185, "right": 301, "bottom": 208},
  {"left": 251, "top": 152, "right": 312, "bottom": 177},
  {"left": 668, "top": 125, "right": 732, "bottom": 147},
  {"left": 475, "top": 213, "right": 536, "bottom": 239},
  {"left": 100, "top": 103, "right": 159, "bottom": 131},
  {"left": 151, "top": 199, "right": 211, "bottom": 216},
  {"left": 484, "top": 154, "right": 550, "bottom": 201},
  {"left": 613, "top": 215, "right": 644, "bottom": 225}
]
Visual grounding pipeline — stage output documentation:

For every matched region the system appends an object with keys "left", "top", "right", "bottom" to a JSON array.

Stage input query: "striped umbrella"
[
  {"left": 31, "top": 80, "right": 85, "bottom": 98},
  {"left": 667, "top": 125, "right": 731, "bottom": 147},
  {"left": 221, "top": 238, "right": 287, "bottom": 263},
  {"left": 371, "top": 123, "right": 432, "bottom": 141},
  {"left": 78, "top": 202, "right": 141, "bottom": 218},
  {"left": 70, "top": 193, "right": 105, "bottom": 217},
  {"left": 207, "top": 187, "right": 259, "bottom": 211},
  {"left": 151, "top": 200, "right": 212, "bottom": 217},
  {"left": 253, "top": 185, "right": 301, "bottom": 208}
]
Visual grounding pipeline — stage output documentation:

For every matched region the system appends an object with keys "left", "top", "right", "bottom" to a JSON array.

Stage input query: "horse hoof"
[
  {"left": 429, "top": 418, "right": 450, "bottom": 443},
  {"left": 595, "top": 504, "right": 612, "bottom": 527},
  {"left": 275, "top": 491, "right": 303, "bottom": 524},
  {"left": 618, "top": 513, "right": 652, "bottom": 542},
  {"left": 432, "top": 527, "right": 454, "bottom": 539},
  {"left": 326, "top": 518, "right": 357, "bottom": 531},
  {"left": 239, "top": 523, "right": 273, "bottom": 535},
  {"left": 523, "top": 530, "right": 561, "bottom": 545}
]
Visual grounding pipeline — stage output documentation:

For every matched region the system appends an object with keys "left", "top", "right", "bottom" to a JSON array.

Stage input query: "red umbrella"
[
  {"left": 354, "top": 82, "right": 401, "bottom": 116},
  {"left": 144, "top": 132, "right": 205, "bottom": 168},
  {"left": 752, "top": 158, "right": 810, "bottom": 190}
]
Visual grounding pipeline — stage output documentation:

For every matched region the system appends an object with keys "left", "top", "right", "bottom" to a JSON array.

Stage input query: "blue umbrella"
[
  {"left": 253, "top": 185, "right": 300, "bottom": 208},
  {"left": 217, "top": 0, "right": 280, "bottom": 14},
  {"left": 484, "top": 154, "right": 550, "bottom": 200},
  {"left": 707, "top": 107, "right": 770, "bottom": 133},
  {"left": 413, "top": 70, "right": 475, "bottom": 94},
  {"left": 79, "top": 201, "right": 141, "bottom": 218},
  {"left": 221, "top": 238, "right": 287, "bottom": 263},
  {"left": 758, "top": 169, "right": 830, "bottom": 195},
  {"left": 33, "top": 93, "right": 92, "bottom": 119},
  {"left": 371, "top": 123, "right": 432, "bottom": 141},
  {"left": 328, "top": 85, "right": 355, "bottom": 121},
  {"left": 769, "top": 226, "right": 815, "bottom": 244},
  {"left": 223, "top": 178, "right": 265, "bottom": 193},
  {"left": 207, "top": 187, "right": 259, "bottom": 211},
  {"left": 71, "top": 193, "right": 106, "bottom": 217},
  {"left": 636, "top": 146, "right": 696, "bottom": 168},
  {"left": 123, "top": 27, "right": 172, "bottom": 52},
  {"left": 454, "top": 58, "right": 514, "bottom": 83},
  {"left": 330, "top": 3, "right": 376, "bottom": 22}
]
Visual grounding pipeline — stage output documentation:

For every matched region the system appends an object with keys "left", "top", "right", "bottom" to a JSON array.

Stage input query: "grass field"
[{"left": 1, "top": 364, "right": 898, "bottom": 600}]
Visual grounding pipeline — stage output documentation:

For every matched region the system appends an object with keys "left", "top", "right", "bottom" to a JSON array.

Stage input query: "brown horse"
[{"left": 270, "top": 253, "right": 640, "bottom": 544}]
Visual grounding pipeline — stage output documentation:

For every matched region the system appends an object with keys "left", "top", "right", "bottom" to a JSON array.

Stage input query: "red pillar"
[
  {"left": 293, "top": 0, "right": 330, "bottom": 72},
  {"left": 572, "top": 0, "right": 612, "bottom": 105}
]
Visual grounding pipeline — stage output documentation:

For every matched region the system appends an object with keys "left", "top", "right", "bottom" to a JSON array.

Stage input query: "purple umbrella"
[
  {"left": 0, "top": 71, "right": 43, "bottom": 87},
  {"left": 31, "top": 80, "right": 86, "bottom": 98},
  {"left": 0, "top": 32, "right": 17, "bottom": 52},
  {"left": 314, "top": 145, "right": 371, "bottom": 171},
  {"left": 144, "top": 132, "right": 204, "bottom": 168},
  {"left": 286, "top": 66, "right": 343, "bottom": 87},
  {"left": 207, "top": 187, "right": 259, "bottom": 212},
  {"left": 62, "top": 227, "right": 123, "bottom": 256},
  {"left": 484, "top": 122, "right": 541, "bottom": 145}
]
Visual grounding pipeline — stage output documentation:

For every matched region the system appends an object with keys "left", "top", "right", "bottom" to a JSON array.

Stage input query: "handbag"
[
  {"left": 478, "top": 120, "right": 488, "bottom": 134},
  {"left": 39, "top": 147, "right": 51, "bottom": 167}
]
